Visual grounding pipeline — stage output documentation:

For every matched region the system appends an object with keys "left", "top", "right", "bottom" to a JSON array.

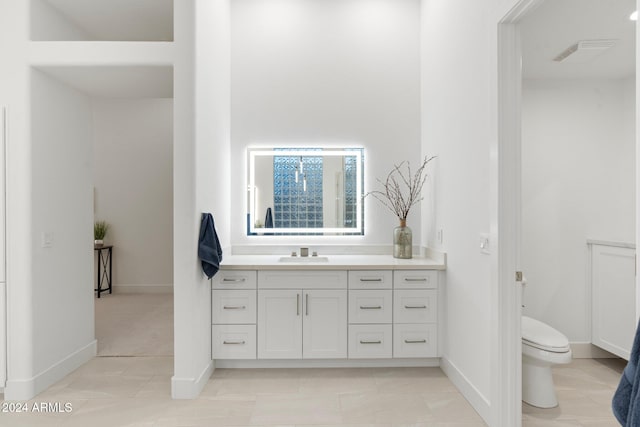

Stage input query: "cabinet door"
[
  {"left": 393, "top": 290, "right": 437, "bottom": 324},
  {"left": 212, "top": 290, "right": 256, "bottom": 324},
  {"left": 591, "top": 245, "right": 636, "bottom": 360},
  {"left": 303, "top": 290, "right": 348, "bottom": 359},
  {"left": 257, "top": 290, "right": 302, "bottom": 359},
  {"left": 348, "top": 290, "right": 393, "bottom": 324}
]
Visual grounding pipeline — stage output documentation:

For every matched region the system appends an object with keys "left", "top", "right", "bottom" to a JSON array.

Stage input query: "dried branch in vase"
[{"left": 366, "top": 156, "right": 436, "bottom": 220}]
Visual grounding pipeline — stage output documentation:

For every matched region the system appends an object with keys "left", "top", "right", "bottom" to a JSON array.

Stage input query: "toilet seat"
[{"left": 522, "top": 316, "right": 570, "bottom": 353}]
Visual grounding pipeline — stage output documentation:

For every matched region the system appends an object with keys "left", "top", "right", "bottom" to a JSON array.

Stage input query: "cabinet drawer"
[
  {"left": 348, "top": 324, "right": 392, "bottom": 359},
  {"left": 212, "top": 325, "right": 257, "bottom": 359},
  {"left": 393, "top": 324, "right": 437, "bottom": 358},
  {"left": 258, "top": 270, "right": 347, "bottom": 289},
  {"left": 212, "top": 290, "right": 257, "bottom": 324},
  {"left": 348, "top": 290, "right": 392, "bottom": 324},
  {"left": 348, "top": 271, "right": 392, "bottom": 289},
  {"left": 394, "top": 290, "right": 437, "bottom": 324},
  {"left": 394, "top": 270, "right": 437, "bottom": 289},
  {"left": 212, "top": 270, "right": 257, "bottom": 290}
]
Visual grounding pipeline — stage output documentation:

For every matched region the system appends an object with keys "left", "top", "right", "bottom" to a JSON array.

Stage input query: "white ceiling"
[
  {"left": 520, "top": 0, "right": 636, "bottom": 80},
  {"left": 38, "top": 66, "right": 173, "bottom": 98},
  {"left": 44, "top": 0, "right": 173, "bottom": 41}
]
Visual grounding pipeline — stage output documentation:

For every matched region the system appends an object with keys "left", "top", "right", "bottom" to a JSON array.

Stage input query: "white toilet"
[{"left": 522, "top": 316, "right": 572, "bottom": 408}]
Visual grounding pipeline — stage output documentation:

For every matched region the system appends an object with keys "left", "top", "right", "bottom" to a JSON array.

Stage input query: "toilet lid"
[{"left": 522, "top": 316, "right": 570, "bottom": 352}]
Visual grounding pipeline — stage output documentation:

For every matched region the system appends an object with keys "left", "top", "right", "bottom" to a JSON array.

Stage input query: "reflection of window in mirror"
[{"left": 247, "top": 148, "right": 364, "bottom": 236}]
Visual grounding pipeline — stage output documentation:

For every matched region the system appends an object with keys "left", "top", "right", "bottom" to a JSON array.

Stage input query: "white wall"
[
  {"left": 421, "top": 0, "right": 516, "bottom": 423},
  {"left": 172, "top": 0, "right": 231, "bottom": 399},
  {"left": 30, "top": 68, "right": 96, "bottom": 387},
  {"left": 522, "top": 78, "right": 636, "bottom": 342},
  {"left": 92, "top": 98, "right": 173, "bottom": 291},
  {"left": 30, "top": 0, "right": 93, "bottom": 41},
  {"left": 0, "top": 0, "right": 34, "bottom": 399},
  {"left": 230, "top": 0, "right": 422, "bottom": 247}
]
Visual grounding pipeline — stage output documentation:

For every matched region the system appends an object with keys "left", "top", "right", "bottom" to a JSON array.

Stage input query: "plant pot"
[{"left": 94, "top": 239, "right": 104, "bottom": 248}]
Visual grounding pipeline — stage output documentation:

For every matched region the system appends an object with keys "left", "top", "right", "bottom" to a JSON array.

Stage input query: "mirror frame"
[{"left": 247, "top": 148, "right": 364, "bottom": 235}]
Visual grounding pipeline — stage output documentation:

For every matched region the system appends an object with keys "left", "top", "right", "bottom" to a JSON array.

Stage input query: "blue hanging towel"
[
  {"left": 613, "top": 317, "right": 640, "bottom": 425},
  {"left": 265, "top": 207, "right": 274, "bottom": 228},
  {"left": 198, "top": 213, "right": 223, "bottom": 279}
]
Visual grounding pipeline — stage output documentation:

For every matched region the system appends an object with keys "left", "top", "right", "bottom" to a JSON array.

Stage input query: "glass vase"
[{"left": 393, "top": 219, "right": 412, "bottom": 259}]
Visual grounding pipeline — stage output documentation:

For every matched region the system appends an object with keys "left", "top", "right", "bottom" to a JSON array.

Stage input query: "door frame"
[{"left": 494, "top": 1, "right": 544, "bottom": 426}]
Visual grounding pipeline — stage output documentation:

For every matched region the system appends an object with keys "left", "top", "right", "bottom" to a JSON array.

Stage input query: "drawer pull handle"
[
  {"left": 223, "top": 340, "right": 246, "bottom": 345},
  {"left": 360, "top": 305, "right": 382, "bottom": 310},
  {"left": 222, "top": 278, "right": 246, "bottom": 283},
  {"left": 223, "top": 305, "right": 246, "bottom": 310},
  {"left": 405, "top": 305, "right": 427, "bottom": 309},
  {"left": 405, "top": 339, "right": 427, "bottom": 344},
  {"left": 360, "top": 340, "right": 382, "bottom": 344},
  {"left": 360, "top": 278, "right": 383, "bottom": 282},
  {"left": 297, "top": 294, "right": 300, "bottom": 316},
  {"left": 404, "top": 277, "right": 428, "bottom": 282}
]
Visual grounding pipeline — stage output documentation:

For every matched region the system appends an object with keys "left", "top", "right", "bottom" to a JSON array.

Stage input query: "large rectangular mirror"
[{"left": 248, "top": 148, "right": 364, "bottom": 235}]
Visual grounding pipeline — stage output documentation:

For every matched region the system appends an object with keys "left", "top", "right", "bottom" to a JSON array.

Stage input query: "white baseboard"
[
  {"left": 215, "top": 358, "right": 440, "bottom": 369},
  {"left": 570, "top": 342, "right": 619, "bottom": 359},
  {"left": 171, "top": 360, "right": 215, "bottom": 399},
  {"left": 112, "top": 284, "right": 173, "bottom": 294},
  {"left": 4, "top": 340, "right": 96, "bottom": 401},
  {"left": 440, "top": 357, "right": 491, "bottom": 426}
]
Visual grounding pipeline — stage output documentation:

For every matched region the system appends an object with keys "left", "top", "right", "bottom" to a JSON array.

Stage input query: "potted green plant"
[{"left": 94, "top": 220, "right": 110, "bottom": 248}]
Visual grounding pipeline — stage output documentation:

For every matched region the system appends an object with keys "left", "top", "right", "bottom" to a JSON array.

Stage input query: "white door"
[
  {"left": 302, "top": 290, "right": 347, "bottom": 359},
  {"left": 257, "top": 290, "right": 302, "bottom": 359}
]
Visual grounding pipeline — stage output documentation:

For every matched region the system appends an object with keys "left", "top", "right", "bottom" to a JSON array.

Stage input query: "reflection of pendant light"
[
  {"left": 303, "top": 173, "right": 307, "bottom": 192},
  {"left": 299, "top": 156, "right": 304, "bottom": 174},
  {"left": 295, "top": 165, "right": 299, "bottom": 182}
]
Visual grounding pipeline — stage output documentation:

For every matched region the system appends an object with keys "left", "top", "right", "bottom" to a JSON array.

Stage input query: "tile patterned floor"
[
  {"left": 0, "top": 356, "right": 625, "bottom": 426},
  {"left": 523, "top": 358, "right": 625, "bottom": 426},
  {"left": 94, "top": 293, "right": 173, "bottom": 356},
  {"left": 0, "top": 359, "right": 487, "bottom": 427}
]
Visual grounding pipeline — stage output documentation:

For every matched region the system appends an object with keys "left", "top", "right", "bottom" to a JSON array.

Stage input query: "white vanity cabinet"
[
  {"left": 211, "top": 271, "right": 257, "bottom": 359},
  {"left": 257, "top": 271, "right": 348, "bottom": 359},
  {"left": 212, "top": 256, "right": 444, "bottom": 365}
]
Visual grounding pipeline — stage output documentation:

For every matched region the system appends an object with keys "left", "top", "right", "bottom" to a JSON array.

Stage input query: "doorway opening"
[{"left": 497, "top": 0, "right": 636, "bottom": 425}]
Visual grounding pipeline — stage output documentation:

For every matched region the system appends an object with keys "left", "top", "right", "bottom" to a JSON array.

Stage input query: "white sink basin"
[{"left": 278, "top": 256, "right": 329, "bottom": 263}]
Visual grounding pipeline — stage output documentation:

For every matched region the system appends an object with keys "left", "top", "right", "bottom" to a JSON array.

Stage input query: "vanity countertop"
[{"left": 219, "top": 254, "right": 446, "bottom": 270}]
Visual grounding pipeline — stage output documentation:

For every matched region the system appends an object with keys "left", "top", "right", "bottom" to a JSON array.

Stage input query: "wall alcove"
[{"left": 31, "top": 0, "right": 174, "bottom": 41}]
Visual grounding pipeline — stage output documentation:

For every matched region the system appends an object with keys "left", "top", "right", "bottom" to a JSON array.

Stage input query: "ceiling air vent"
[{"left": 553, "top": 40, "right": 617, "bottom": 63}]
